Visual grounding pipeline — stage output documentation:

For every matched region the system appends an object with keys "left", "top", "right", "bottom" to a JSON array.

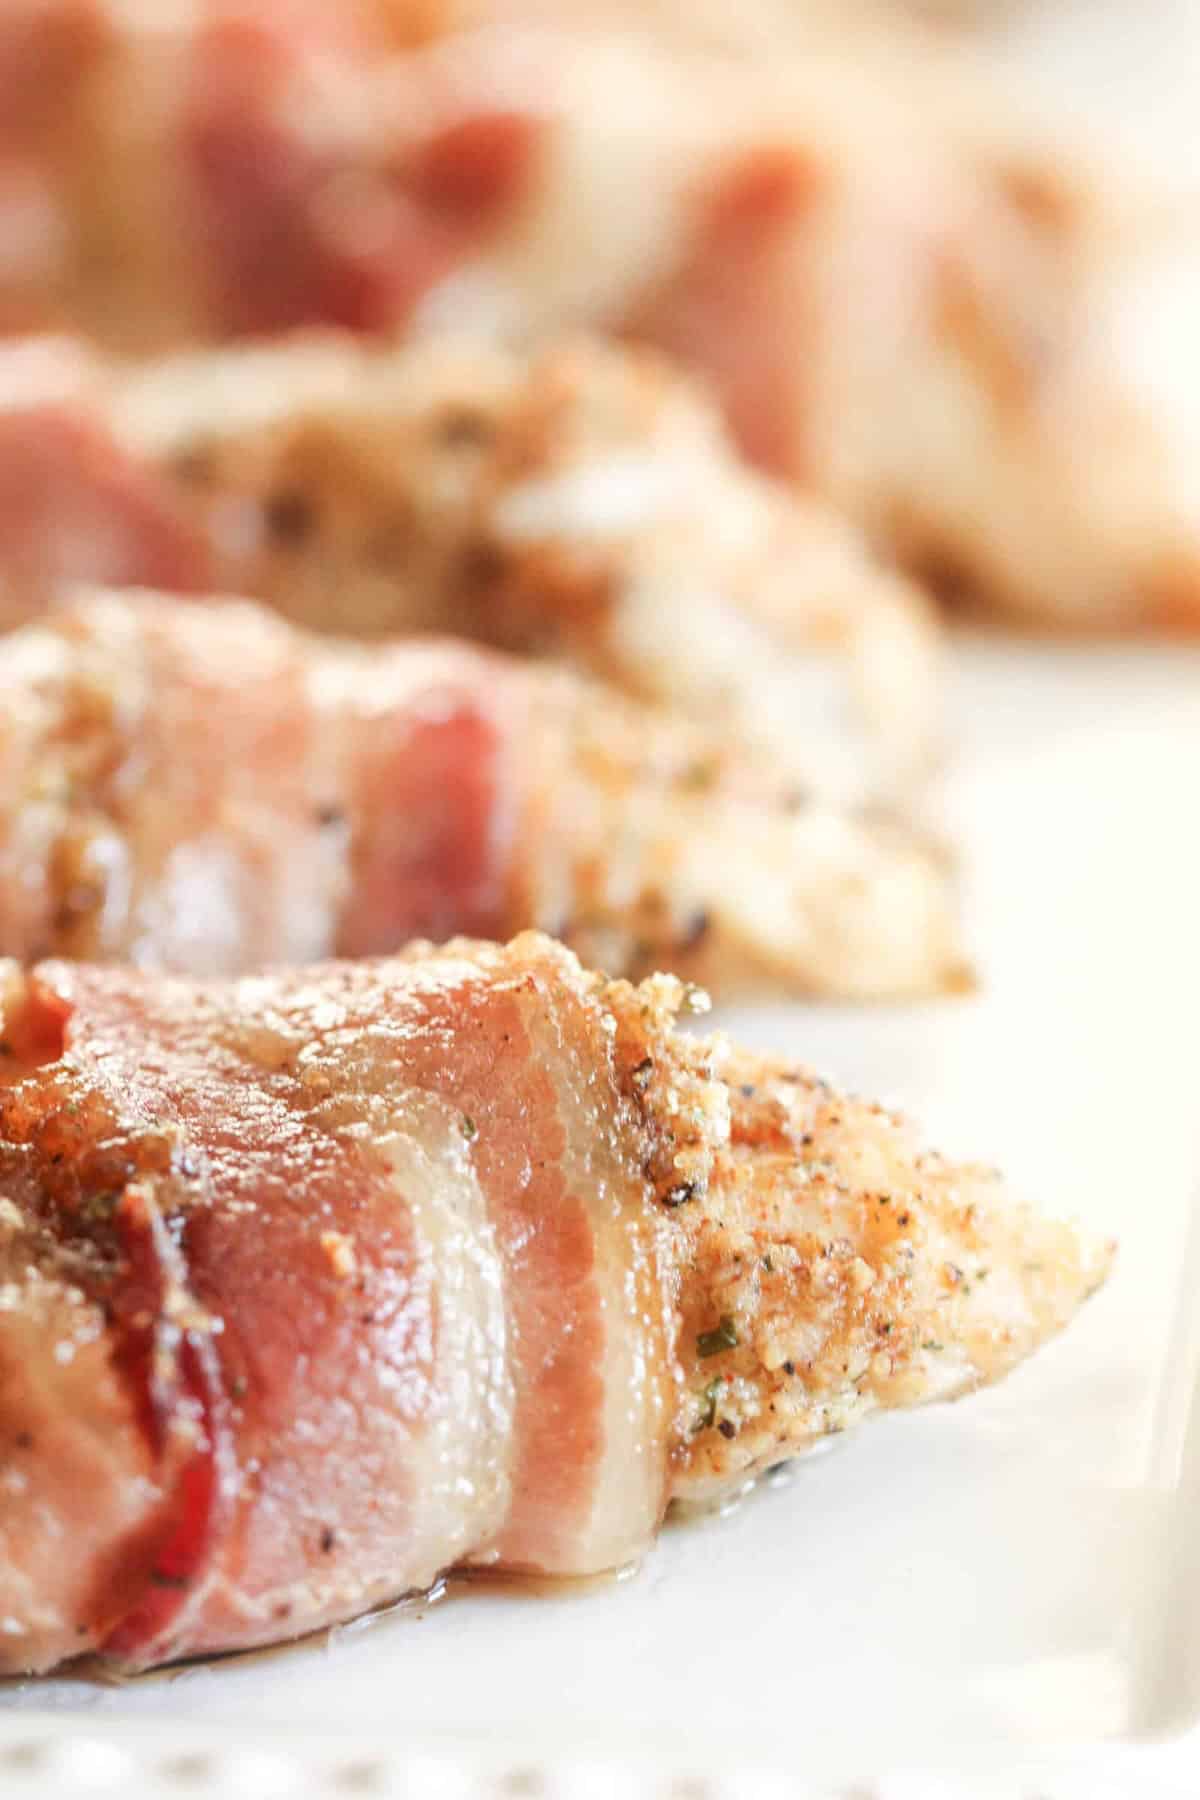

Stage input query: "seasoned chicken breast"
[
  {"left": 0, "top": 1, "right": 1193, "bottom": 628},
  {"left": 0, "top": 331, "right": 941, "bottom": 805},
  {"left": 0, "top": 933, "right": 1111, "bottom": 1673},
  {"left": 0, "top": 590, "right": 959, "bottom": 997}
]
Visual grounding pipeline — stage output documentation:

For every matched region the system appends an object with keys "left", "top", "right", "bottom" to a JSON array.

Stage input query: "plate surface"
[{"left": 3, "top": 638, "right": 1200, "bottom": 1798}]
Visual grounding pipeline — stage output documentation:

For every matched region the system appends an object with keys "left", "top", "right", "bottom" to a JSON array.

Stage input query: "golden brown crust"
[{"left": 661, "top": 1045, "right": 1113, "bottom": 1497}]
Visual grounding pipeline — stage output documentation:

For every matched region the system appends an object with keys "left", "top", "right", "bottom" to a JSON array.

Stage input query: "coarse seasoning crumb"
[{"left": 320, "top": 1231, "right": 358, "bottom": 1280}]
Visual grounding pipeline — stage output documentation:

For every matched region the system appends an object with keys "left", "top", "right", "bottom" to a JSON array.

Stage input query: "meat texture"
[
  {"left": 0, "top": 331, "right": 941, "bottom": 804},
  {"left": 0, "top": 2, "right": 1194, "bottom": 627},
  {"left": 0, "top": 933, "right": 1112, "bottom": 1673},
  {"left": 0, "top": 589, "right": 959, "bottom": 998}
]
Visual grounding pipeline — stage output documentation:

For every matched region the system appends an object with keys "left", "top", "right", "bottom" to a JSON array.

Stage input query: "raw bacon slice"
[
  {"left": 0, "top": 589, "right": 959, "bottom": 997},
  {"left": 0, "top": 331, "right": 940, "bottom": 803},
  {"left": 2, "top": 4, "right": 1191, "bottom": 629},
  {"left": 0, "top": 934, "right": 1113, "bottom": 1673}
]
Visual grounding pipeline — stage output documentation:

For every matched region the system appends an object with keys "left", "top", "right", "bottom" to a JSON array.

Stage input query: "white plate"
[{"left": 3, "top": 638, "right": 1200, "bottom": 1798}]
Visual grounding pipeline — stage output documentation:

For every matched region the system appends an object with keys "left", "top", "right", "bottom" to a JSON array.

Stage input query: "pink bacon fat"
[
  {"left": 0, "top": 590, "right": 517, "bottom": 975},
  {"left": 0, "top": 376, "right": 211, "bottom": 631},
  {"left": 0, "top": 937, "right": 679, "bottom": 1670},
  {"left": 0, "top": 934, "right": 1111, "bottom": 1674}
]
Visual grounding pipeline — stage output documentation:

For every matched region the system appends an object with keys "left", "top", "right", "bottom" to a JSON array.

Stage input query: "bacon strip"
[
  {"left": 0, "top": 934, "right": 1112, "bottom": 1673},
  {"left": 0, "top": 399, "right": 209, "bottom": 625},
  {"left": 0, "top": 589, "right": 960, "bottom": 997},
  {"left": 1, "top": 5, "right": 1190, "bottom": 629},
  {"left": 0, "top": 0, "right": 535, "bottom": 349}
]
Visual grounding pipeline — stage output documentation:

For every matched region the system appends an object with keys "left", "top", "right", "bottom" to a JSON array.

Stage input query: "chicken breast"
[
  {"left": 0, "top": 933, "right": 1112, "bottom": 1674},
  {"left": 0, "top": 589, "right": 959, "bottom": 997},
  {"left": 403, "top": 25, "right": 1200, "bottom": 632},
  {"left": 0, "top": 330, "right": 941, "bottom": 805},
  {"left": 0, "top": 2, "right": 1194, "bottom": 628}
]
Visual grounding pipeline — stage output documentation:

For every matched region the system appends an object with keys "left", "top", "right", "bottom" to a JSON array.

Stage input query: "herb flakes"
[
  {"left": 696, "top": 1378, "right": 723, "bottom": 1432},
  {"left": 697, "top": 1316, "right": 739, "bottom": 1358}
]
